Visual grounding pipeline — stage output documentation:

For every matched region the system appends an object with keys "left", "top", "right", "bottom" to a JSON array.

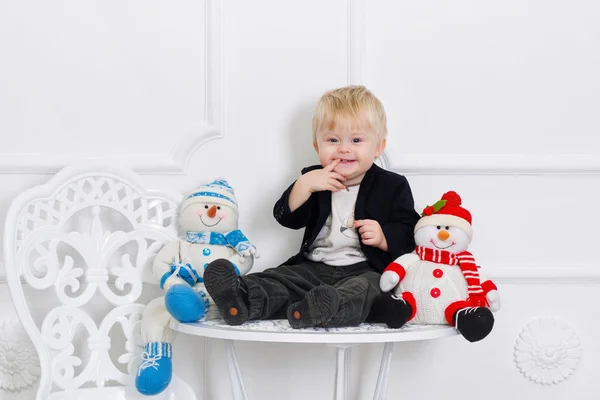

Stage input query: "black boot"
[
  {"left": 204, "top": 259, "right": 249, "bottom": 325},
  {"left": 287, "top": 285, "right": 339, "bottom": 329},
  {"left": 367, "top": 293, "right": 412, "bottom": 329},
  {"left": 453, "top": 307, "right": 494, "bottom": 342}
]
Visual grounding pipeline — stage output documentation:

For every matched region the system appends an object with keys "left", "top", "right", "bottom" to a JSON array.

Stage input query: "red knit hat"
[{"left": 414, "top": 191, "right": 473, "bottom": 240}]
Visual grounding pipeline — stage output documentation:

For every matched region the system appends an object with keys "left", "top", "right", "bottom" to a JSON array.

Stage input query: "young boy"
[{"left": 204, "top": 85, "right": 420, "bottom": 328}]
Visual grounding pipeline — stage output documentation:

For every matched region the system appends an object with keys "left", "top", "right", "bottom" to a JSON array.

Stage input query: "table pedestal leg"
[
  {"left": 224, "top": 339, "right": 248, "bottom": 400},
  {"left": 328, "top": 344, "right": 356, "bottom": 400},
  {"left": 373, "top": 342, "right": 394, "bottom": 400}
]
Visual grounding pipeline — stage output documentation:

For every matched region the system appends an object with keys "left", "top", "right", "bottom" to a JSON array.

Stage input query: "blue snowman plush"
[{"left": 135, "top": 179, "right": 257, "bottom": 395}]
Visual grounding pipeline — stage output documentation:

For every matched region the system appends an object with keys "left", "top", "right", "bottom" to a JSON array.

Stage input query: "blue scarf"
[{"left": 185, "top": 230, "right": 256, "bottom": 256}]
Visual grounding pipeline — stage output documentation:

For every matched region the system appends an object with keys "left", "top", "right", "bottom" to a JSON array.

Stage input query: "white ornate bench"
[{"left": 3, "top": 164, "right": 196, "bottom": 400}]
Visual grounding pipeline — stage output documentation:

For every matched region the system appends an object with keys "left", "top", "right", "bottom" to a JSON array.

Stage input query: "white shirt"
[{"left": 304, "top": 185, "right": 366, "bottom": 266}]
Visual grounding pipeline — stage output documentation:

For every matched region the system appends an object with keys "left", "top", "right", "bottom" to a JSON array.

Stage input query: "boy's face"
[{"left": 313, "top": 115, "right": 386, "bottom": 186}]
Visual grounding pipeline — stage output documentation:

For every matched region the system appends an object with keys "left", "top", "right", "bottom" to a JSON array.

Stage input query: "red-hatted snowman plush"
[{"left": 377, "top": 191, "right": 500, "bottom": 342}]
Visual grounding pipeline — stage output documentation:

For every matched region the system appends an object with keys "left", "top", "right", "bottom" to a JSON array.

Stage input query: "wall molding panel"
[
  {"left": 381, "top": 153, "right": 600, "bottom": 176},
  {"left": 349, "top": 5, "right": 599, "bottom": 176},
  {"left": 347, "top": 0, "right": 366, "bottom": 85},
  {"left": 0, "top": 0, "right": 223, "bottom": 176},
  {"left": 486, "top": 265, "right": 600, "bottom": 284}
]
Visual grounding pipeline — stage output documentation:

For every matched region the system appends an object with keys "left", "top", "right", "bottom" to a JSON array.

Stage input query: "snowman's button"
[
  {"left": 430, "top": 288, "right": 441, "bottom": 298},
  {"left": 433, "top": 269, "right": 443, "bottom": 278},
  {"left": 229, "top": 308, "right": 238, "bottom": 316},
  {"left": 203, "top": 248, "right": 211, "bottom": 256},
  {"left": 203, "top": 263, "right": 209, "bottom": 269}
]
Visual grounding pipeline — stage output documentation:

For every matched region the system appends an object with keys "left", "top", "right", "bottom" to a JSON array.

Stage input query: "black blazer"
[{"left": 273, "top": 164, "right": 420, "bottom": 273}]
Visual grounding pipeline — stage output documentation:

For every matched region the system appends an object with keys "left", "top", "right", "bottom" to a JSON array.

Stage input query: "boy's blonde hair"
[{"left": 312, "top": 85, "right": 387, "bottom": 146}]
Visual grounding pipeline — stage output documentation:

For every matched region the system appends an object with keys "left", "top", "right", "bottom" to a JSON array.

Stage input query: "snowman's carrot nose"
[
  {"left": 437, "top": 230, "right": 450, "bottom": 241},
  {"left": 207, "top": 205, "right": 217, "bottom": 218}
]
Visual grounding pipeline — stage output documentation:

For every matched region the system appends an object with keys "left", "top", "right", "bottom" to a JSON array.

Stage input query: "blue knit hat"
[{"left": 181, "top": 178, "right": 238, "bottom": 214}]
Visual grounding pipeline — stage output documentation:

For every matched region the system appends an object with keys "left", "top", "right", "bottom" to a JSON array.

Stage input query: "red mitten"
[
  {"left": 379, "top": 270, "right": 400, "bottom": 292},
  {"left": 380, "top": 261, "right": 406, "bottom": 292},
  {"left": 486, "top": 290, "right": 501, "bottom": 312}
]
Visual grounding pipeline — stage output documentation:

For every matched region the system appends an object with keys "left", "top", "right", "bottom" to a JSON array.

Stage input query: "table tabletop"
[{"left": 170, "top": 318, "right": 458, "bottom": 344}]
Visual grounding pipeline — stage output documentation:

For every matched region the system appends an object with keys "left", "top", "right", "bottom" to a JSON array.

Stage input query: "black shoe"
[
  {"left": 368, "top": 293, "right": 413, "bottom": 329},
  {"left": 287, "top": 286, "right": 339, "bottom": 329},
  {"left": 204, "top": 259, "right": 249, "bottom": 326},
  {"left": 453, "top": 307, "right": 494, "bottom": 342}
]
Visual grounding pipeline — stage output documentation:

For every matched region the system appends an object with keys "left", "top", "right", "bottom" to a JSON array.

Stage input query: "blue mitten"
[{"left": 160, "top": 261, "right": 202, "bottom": 289}]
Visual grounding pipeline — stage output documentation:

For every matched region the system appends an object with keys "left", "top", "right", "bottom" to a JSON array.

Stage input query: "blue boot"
[
  {"left": 165, "top": 284, "right": 209, "bottom": 323},
  {"left": 135, "top": 342, "right": 172, "bottom": 396}
]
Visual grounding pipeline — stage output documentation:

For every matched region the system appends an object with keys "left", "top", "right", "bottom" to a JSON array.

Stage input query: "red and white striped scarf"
[{"left": 415, "top": 246, "right": 487, "bottom": 306}]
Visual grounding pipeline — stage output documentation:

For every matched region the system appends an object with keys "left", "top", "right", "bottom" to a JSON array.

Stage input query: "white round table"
[{"left": 171, "top": 319, "right": 457, "bottom": 400}]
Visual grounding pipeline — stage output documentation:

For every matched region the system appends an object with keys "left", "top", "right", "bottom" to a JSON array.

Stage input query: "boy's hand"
[
  {"left": 299, "top": 159, "right": 347, "bottom": 193},
  {"left": 288, "top": 160, "right": 346, "bottom": 212},
  {"left": 354, "top": 219, "right": 388, "bottom": 251}
]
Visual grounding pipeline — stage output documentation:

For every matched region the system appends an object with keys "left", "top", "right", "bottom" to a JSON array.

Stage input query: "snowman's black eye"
[
  {"left": 436, "top": 226, "right": 441, "bottom": 229},
  {"left": 204, "top": 205, "right": 209, "bottom": 209},
  {"left": 217, "top": 206, "right": 221, "bottom": 210},
  {"left": 445, "top": 226, "right": 450, "bottom": 230}
]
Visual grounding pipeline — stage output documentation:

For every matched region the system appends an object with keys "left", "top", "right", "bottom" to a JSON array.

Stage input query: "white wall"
[{"left": 1, "top": 0, "right": 599, "bottom": 399}]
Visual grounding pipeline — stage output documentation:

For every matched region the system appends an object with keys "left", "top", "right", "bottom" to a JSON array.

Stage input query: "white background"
[{"left": 0, "top": 0, "right": 598, "bottom": 399}]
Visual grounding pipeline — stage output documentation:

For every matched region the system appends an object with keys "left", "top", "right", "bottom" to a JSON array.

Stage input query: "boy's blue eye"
[
  {"left": 328, "top": 138, "right": 338, "bottom": 143},
  {"left": 352, "top": 138, "right": 361, "bottom": 143}
]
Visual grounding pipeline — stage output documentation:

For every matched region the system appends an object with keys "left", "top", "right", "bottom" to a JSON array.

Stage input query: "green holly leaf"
[
  {"left": 432, "top": 199, "right": 446, "bottom": 212},
  {"left": 420, "top": 199, "right": 447, "bottom": 216}
]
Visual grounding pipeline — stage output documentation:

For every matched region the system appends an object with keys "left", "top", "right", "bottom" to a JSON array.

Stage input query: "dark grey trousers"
[{"left": 240, "top": 259, "right": 381, "bottom": 327}]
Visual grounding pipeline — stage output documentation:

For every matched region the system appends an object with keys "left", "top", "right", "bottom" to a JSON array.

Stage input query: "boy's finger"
[
  {"left": 361, "top": 232, "right": 375, "bottom": 239},
  {"left": 327, "top": 184, "right": 340, "bottom": 192},
  {"left": 325, "top": 159, "right": 341, "bottom": 171},
  {"left": 353, "top": 219, "right": 373, "bottom": 227},
  {"left": 329, "top": 179, "right": 346, "bottom": 190},
  {"left": 329, "top": 172, "right": 346, "bottom": 182},
  {"left": 359, "top": 226, "right": 372, "bottom": 235}
]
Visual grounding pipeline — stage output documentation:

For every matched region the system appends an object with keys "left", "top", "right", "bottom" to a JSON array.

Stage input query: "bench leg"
[
  {"left": 373, "top": 342, "right": 394, "bottom": 400},
  {"left": 224, "top": 339, "right": 248, "bottom": 400}
]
